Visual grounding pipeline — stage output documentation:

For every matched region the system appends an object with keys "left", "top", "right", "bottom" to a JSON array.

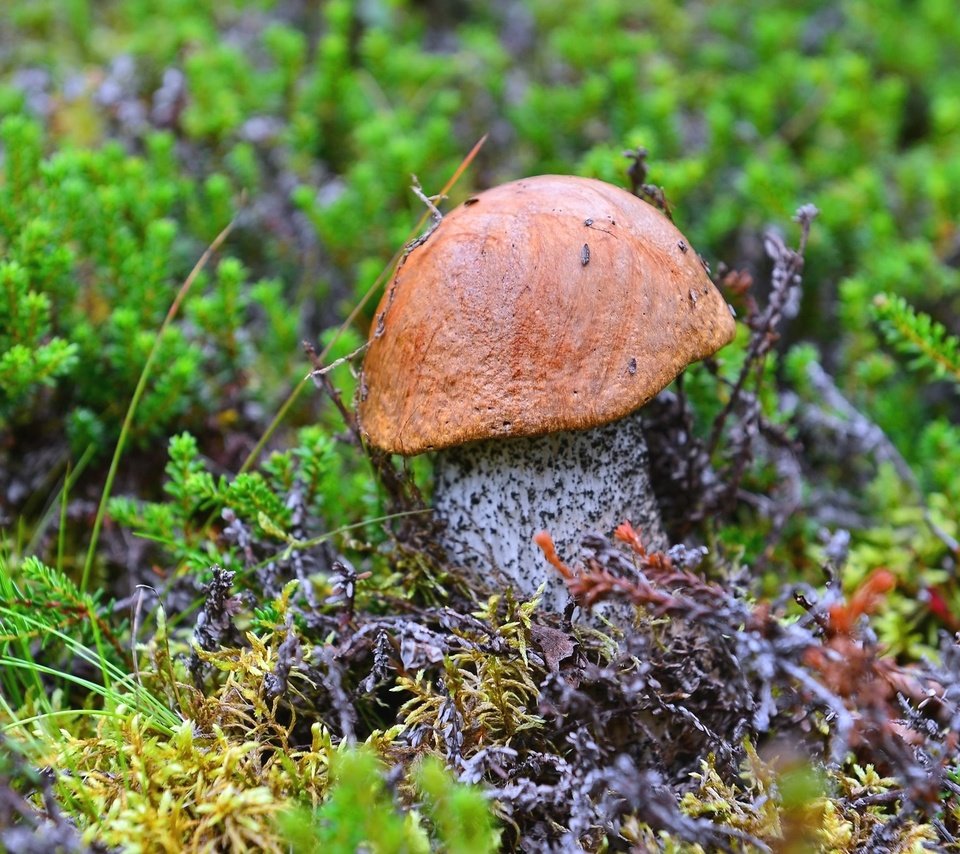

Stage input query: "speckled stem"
[{"left": 433, "top": 410, "right": 667, "bottom": 614}]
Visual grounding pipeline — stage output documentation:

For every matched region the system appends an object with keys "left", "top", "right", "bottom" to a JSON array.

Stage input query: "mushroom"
[{"left": 358, "top": 175, "right": 735, "bottom": 612}]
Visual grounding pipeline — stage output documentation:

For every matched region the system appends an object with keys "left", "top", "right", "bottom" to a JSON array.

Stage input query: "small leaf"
[{"left": 258, "top": 511, "right": 291, "bottom": 542}]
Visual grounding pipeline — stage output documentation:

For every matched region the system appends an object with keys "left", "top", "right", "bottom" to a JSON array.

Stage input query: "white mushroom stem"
[{"left": 432, "top": 409, "right": 667, "bottom": 613}]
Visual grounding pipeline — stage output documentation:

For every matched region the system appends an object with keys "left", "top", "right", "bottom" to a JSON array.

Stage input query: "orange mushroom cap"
[{"left": 359, "top": 175, "right": 736, "bottom": 455}]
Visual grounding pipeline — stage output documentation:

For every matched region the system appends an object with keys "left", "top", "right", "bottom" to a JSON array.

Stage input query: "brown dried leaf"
[{"left": 530, "top": 623, "right": 576, "bottom": 672}]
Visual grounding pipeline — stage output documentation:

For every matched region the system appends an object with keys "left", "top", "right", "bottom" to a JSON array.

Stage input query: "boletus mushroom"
[{"left": 358, "top": 175, "right": 735, "bottom": 612}]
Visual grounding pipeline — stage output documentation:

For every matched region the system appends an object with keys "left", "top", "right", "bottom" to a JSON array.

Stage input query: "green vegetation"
[
  {"left": 1, "top": 0, "right": 960, "bottom": 850},
  {"left": 0, "top": 115, "right": 298, "bottom": 453},
  {"left": 281, "top": 750, "right": 500, "bottom": 854}
]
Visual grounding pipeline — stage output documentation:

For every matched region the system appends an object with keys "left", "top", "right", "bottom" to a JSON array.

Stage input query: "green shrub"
[
  {"left": 108, "top": 423, "right": 378, "bottom": 584},
  {"left": 280, "top": 749, "right": 500, "bottom": 854},
  {"left": 0, "top": 116, "right": 298, "bottom": 453}
]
